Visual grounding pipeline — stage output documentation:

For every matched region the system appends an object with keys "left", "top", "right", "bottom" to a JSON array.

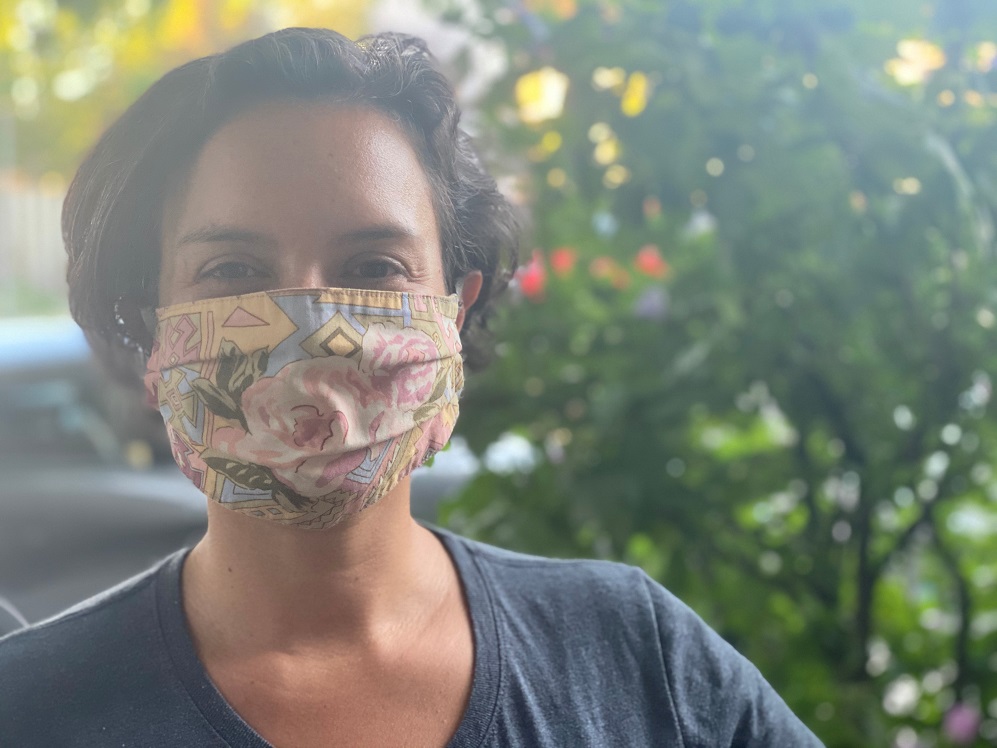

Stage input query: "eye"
[
  {"left": 199, "top": 261, "right": 267, "bottom": 281},
  {"left": 352, "top": 259, "right": 404, "bottom": 280}
]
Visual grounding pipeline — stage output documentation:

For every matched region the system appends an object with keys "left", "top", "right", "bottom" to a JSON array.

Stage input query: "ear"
[
  {"left": 455, "top": 271, "right": 483, "bottom": 332},
  {"left": 113, "top": 295, "right": 154, "bottom": 356}
]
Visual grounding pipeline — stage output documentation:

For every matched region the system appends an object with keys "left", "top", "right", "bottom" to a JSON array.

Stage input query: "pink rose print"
[
  {"left": 169, "top": 428, "right": 208, "bottom": 490},
  {"left": 213, "top": 356, "right": 414, "bottom": 499},
  {"left": 361, "top": 323, "right": 441, "bottom": 410}
]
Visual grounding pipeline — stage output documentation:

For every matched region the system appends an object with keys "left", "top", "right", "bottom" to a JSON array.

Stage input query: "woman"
[{"left": 0, "top": 28, "right": 823, "bottom": 747}]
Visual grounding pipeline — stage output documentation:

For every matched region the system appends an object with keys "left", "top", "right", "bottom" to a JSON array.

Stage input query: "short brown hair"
[{"left": 63, "top": 27, "right": 520, "bottom": 380}]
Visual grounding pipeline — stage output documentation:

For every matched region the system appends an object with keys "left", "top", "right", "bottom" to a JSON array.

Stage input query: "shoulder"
[
  {"left": 0, "top": 561, "right": 156, "bottom": 652},
  {"left": 0, "top": 554, "right": 178, "bottom": 731},
  {"left": 0, "top": 554, "right": 167, "bottom": 653},
  {"left": 440, "top": 528, "right": 683, "bottom": 675},
  {"left": 441, "top": 527, "right": 680, "bottom": 621},
  {"left": 444, "top": 528, "right": 650, "bottom": 596},
  {"left": 443, "top": 529, "right": 663, "bottom": 638},
  {"left": 439, "top": 530, "right": 824, "bottom": 747}
]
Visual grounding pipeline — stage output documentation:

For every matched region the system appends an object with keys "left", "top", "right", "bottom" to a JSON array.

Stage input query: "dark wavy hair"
[{"left": 63, "top": 27, "right": 520, "bottom": 379}]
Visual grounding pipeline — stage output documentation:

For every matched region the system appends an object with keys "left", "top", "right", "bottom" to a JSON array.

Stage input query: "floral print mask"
[{"left": 144, "top": 288, "right": 463, "bottom": 530}]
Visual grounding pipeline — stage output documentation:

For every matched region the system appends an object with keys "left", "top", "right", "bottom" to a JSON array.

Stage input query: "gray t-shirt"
[{"left": 0, "top": 527, "right": 823, "bottom": 746}]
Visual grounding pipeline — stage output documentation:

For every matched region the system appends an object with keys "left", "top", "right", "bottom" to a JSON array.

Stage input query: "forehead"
[{"left": 164, "top": 101, "right": 437, "bottom": 239}]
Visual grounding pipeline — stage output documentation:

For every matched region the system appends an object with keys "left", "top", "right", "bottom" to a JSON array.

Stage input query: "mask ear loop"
[
  {"left": 137, "top": 274, "right": 158, "bottom": 356},
  {"left": 112, "top": 274, "right": 157, "bottom": 357},
  {"left": 455, "top": 276, "right": 465, "bottom": 310},
  {"left": 139, "top": 305, "right": 157, "bottom": 343}
]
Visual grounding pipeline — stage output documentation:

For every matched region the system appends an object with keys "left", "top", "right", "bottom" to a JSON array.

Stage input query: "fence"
[{"left": 0, "top": 177, "right": 68, "bottom": 310}]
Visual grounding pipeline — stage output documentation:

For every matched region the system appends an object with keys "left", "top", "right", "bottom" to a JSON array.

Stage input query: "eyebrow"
[
  {"left": 340, "top": 225, "right": 418, "bottom": 244},
  {"left": 176, "top": 225, "right": 274, "bottom": 247},
  {"left": 175, "top": 223, "right": 418, "bottom": 248}
]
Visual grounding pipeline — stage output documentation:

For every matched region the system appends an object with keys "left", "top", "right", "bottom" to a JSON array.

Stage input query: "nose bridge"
[
  {"left": 281, "top": 245, "right": 333, "bottom": 289},
  {"left": 293, "top": 262, "right": 328, "bottom": 290}
]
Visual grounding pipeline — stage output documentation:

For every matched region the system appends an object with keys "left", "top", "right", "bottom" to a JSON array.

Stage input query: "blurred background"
[{"left": 2, "top": 0, "right": 997, "bottom": 745}]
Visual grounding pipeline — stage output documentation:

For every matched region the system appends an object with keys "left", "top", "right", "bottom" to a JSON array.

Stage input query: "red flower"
[
  {"left": 550, "top": 247, "right": 577, "bottom": 276},
  {"left": 517, "top": 250, "right": 547, "bottom": 299},
  {"left": 634, "top": 244, "right": 670, "bottom": 279}
]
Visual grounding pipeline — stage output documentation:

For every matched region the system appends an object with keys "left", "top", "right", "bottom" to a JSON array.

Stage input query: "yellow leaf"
[
  {"left": 588, "top": 121, "right": 613, "bottom": 142},
  {"left": 516, "top": 67, "right": 569, "bottom": 125},
  {"left": 540, "top": 130, "right": 562, "bottom": 153},
  {"left": 896, "top": 39, "right": 946, "bottom": 71},
  {"left": 592, "top": 66, "right": 626, "bottom": 93},
  {"left": 885, "top": 39, "right": 945, "bottom": 86},
  {"left": 525, "top": 0, "right": 578, "bottom": 20},
  {"left": 603, "top": 164, "right": 630, "bottom": 188},
  {"left": 977, "top": 41, "right": 997, "bottom": 72},
  {"left": 158, "top": 0, "right": 205, "bottom": 52},
  {"left": 219, "top": 0, "right": 254, "bottom": 32},
  {"left": 884, "top": 58, "right": 922, "bottom": 86},
  {"left": 547, "top": 168, "right": 567, "bottom": 188},
  {"left": 621, "top": 71, "right": 650, "bottom": 117},
  {"left": 594, "top": 136, "right": 619, "bottom": 165}
]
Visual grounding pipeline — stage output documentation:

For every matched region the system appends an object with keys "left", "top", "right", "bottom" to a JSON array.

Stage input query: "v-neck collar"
[{"left": 154, "top": 526, "right": 502, "bottom": 747}]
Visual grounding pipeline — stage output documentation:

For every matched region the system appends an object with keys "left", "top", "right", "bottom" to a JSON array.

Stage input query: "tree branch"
[{"left": 932, "top": 525, "right": 972, "bottom": 697}]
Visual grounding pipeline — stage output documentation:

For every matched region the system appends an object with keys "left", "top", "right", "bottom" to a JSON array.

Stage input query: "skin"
[{"left": 157, "top": 101, "right": 483, "bottom": 748}]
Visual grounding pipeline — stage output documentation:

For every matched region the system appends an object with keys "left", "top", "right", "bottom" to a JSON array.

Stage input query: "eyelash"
[
  {"left": 351, "top": 259, "right": 405, "bottom": 279},
  {"left": 199, "top": 261, "right": 267, "bottom": 281},
  {"left": 196, "top": 257, "right": 407, "bottom": 284}
]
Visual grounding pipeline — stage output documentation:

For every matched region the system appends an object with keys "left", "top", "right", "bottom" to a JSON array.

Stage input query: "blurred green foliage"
[
  {"left": 438, "top": 1, "right": 997, "bottom": 745},
  {"left": 0, "top": 0, "right": 367, "bottom": 176},
  {"left": 0, "top": 279, "right": 67, "bottom": 317},
  {"left": 5, "top": 0, "right": 997, "bottom": 743}
]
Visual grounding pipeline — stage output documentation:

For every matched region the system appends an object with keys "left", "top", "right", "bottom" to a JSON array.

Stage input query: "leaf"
[
  {"left": 231, "top": 347, "right": 270, "bottom": 397},
  {"left": 215, "top": 340, "right": 241, "bottom": 392},
  {"left": 218, "top": 340, "right": 239, "bottom": 358},
  {"left": 413, "top": 404, "right": 439, "bottom": 423},
  {"left": 252, "top": 348, "right": 269, "bottom": 379},
  {"left": 427, "top": 371, "right": 450, "bottom": 404},
  {"left": 228, "top": 355, "right": 254, "bottom": 397},
  {"left": 191, "top": 377, "right": 241, "bottom": 421},
  {"left": 202, "top": 452, "right": 276, "bottom": 492},
  {"left": 274, "top": 485, "right": 312, "bottom": 511}
]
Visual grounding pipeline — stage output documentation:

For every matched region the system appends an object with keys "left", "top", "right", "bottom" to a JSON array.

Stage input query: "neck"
[{"left": 182, "top": 481, "right": 451, "bottom": 654}]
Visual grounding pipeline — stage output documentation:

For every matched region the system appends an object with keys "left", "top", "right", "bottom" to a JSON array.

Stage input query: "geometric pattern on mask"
[
  {"left": 144, "top": 288, "right": 463, "bottom": 530},
  {"left": 169, "top": 427, "right": 205, "bottom": 491}
]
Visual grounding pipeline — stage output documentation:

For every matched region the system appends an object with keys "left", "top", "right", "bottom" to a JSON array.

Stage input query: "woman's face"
[{"left": 158, "top": 101, "right": 448, "bottom": 307}]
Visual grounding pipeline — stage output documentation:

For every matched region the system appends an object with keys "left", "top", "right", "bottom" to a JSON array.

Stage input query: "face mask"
[{"left": 143, "top": 288, "right": 463, "bottom": 530}]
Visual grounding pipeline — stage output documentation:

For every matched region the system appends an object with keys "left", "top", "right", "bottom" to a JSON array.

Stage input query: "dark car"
[
  {"left": 0, "top": 316, "right": 207, "bottom": 631},
  {"left": 0, "top": 316, "right": 476, "bottom": 633}
]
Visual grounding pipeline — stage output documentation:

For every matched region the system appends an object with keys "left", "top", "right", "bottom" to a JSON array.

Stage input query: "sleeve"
[{"left": 640, "top": 571, "right": 826, "bottom": 748}]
